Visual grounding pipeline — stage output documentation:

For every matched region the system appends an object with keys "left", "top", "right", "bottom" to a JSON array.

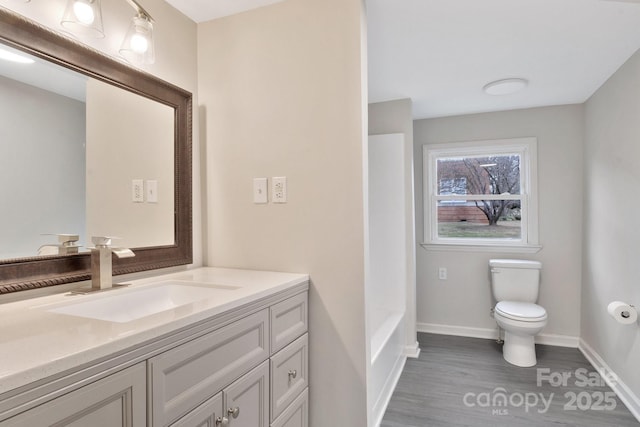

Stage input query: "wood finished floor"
[{"left": 381, "top": 333, "right": 639, "bottom": 427}]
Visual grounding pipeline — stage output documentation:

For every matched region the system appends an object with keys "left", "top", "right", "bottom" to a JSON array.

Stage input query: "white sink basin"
[{"left": 46, "top": 281, "right": 239, "bottom": 323}]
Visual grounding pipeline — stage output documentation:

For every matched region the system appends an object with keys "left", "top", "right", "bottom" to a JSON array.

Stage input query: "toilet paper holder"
[
  {"left": 620, "top": 305, "right": 635, "bottom": 319},
  {"left": 608, "top": 301, "right": 638, "bottom": 325}
]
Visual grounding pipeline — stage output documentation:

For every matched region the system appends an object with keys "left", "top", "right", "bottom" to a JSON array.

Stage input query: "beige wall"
[
  {"left": 414, "top": 105, "right": 584, "bottom": 341},
  {"left": 583, "top": 49, "right": 640, "bottom": 399},
  {"left": 85, "top": 79, "right": 174, "bottom": 249},
  {"left": 197, "top": 0, "right": 368, "bottom": 425},
  {"left": 0, "top": 0, "right": 202, "bottom": 266}
]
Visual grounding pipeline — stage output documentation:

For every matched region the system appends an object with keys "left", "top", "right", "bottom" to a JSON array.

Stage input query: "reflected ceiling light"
[
  {"left": 0, "top": 48, "right": 35, "bottom": 64},
  {"left": 483, "top": 78, "right": 528, "bottom": 95},
  {"left": 61, "top": 0, "right": 104, "bottom": 38},
  {"left": 119, "top": 0, "right": 155, "bottom": 65}
]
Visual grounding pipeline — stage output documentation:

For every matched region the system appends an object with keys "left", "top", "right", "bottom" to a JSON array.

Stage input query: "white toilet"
[{"left": 490, "top": 259, "right": 547, "bottom": 367}]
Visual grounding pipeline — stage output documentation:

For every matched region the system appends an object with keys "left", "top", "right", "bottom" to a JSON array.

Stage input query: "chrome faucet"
[
  {"left": 90, "top": 236, "right": 135, "bottom": 292},
  {"left": 38, "top": 234, "right": 82, "bottom": 256}
]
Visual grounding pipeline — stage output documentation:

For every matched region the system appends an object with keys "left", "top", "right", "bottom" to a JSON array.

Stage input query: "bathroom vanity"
[{"left": 0, "top": 268, "right": 309, "bottom": 427}]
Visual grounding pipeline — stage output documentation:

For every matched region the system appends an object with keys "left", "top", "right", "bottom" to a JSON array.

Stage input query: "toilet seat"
[{"left": 495, "top": 301, "right": 547, "bottom": 322}]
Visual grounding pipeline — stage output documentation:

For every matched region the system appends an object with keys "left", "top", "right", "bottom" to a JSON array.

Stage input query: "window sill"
[{"left": 419, "top": 242, "right": 542, "bottom": 254}]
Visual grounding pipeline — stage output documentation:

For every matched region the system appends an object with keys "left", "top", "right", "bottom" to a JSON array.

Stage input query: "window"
[{"left": 423, "top": 137, "right": 540, "bottom": 252}]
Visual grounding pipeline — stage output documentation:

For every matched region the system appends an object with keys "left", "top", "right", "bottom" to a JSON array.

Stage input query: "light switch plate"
[
  {"left": 146, "top": 180, "right": 158, "bottom": 203},
  {"left": 132, "top": 179, "right": 144, "bottom": 203},
  {"left": 253, "top": 178, "right": 268, "bottom": 204},
  {"left": 272, "top": 176, "right": 287, "bottom": 203}
]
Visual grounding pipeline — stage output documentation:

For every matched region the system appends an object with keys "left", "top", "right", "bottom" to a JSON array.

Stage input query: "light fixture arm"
[{"left": 124, "top": 0, "right": 154, "bottom": 22}]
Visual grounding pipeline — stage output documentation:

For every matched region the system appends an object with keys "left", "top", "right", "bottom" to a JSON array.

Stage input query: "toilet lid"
[{"left": 495, "top": 301, "right": 547, "bottom": 321}]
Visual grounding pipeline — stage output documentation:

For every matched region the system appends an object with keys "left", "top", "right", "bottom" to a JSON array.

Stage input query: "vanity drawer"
[
  {"left": 270, "top": 333, "right": 308, "bottom": 421},
  {"left": 170, "top": 392, "right": 223, "bottom": 427},
  {"left": 270, "top": 292, "right": 308, "bottom": 354},
  {"left": 149, "top": 309, "right": 269, "bottom": 427},
  {"left": 271, "top": 387, "right": 308, "bottom": 427}
]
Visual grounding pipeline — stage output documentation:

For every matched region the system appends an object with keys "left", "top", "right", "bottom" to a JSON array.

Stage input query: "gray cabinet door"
[
  {"left": 271, "top": 388, "right": 308, "bottom": 427},
  {"left": 2, "top": 362, "right": 146, "bottom": 427},
  {"left": 149, "top": 309, "right": 269, "bottom": 426},
  {"left": 224, "top": 361, "right": 269, "bottom": 427},
  {"left": 171, "top": 392, "right": 224, "bottom": 427}
]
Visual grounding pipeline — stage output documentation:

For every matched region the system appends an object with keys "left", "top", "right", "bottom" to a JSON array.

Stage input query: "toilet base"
[{"left": 502, "top": 331, "right": 537, "bottom": 367}]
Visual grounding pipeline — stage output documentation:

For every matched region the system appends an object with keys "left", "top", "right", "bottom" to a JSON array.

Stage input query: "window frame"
[{"left": 422, "top": 137, "right": 541, "bottom": 253}]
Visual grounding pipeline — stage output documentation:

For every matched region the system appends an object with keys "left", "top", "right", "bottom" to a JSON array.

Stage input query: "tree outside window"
[{"left": 424, "top": 137, "right": 539, "bottom": 249}]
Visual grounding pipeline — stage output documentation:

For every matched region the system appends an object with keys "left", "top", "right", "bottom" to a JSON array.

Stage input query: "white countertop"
[{"left": 0, "top": 267, "right": 308, "bottom": 394}]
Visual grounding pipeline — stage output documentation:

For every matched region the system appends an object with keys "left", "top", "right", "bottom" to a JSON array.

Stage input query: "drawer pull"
[
  {"left": 288, "top": 369, "right": 297, "bottom": 379},
  {"left": 227, "top": 407, "right": 240, "bottom": 419},
  {"left": 215, "top": 417, "right": 229, "bottom": 426}
]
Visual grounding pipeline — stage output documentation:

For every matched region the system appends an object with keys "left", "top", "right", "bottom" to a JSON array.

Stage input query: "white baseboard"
[
  {"left": 404, "top": 341, "right": 421, "bottom": 358},
  {"left": 416, "top": 322, "right": 579, "bottom": 348},
  {"left": 372, "top": 355, "right": 407, "bottom": 427},
  {"left": 579, "top": 338, "right": 640, "bottom": 422}
]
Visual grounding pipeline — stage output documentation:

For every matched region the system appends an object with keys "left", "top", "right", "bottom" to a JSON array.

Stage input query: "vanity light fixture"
[
  {"left": 119, "top": 0, "right": 155, "bottom": 65},
  {"left": 58, "top": 0, "right": 155, "bottom": 65},
  {"left": 483, "top": 78, "right": 528, "bottom": 96},
  {"left": 60, "top": 0, "right": 105, "bottom": 38},
  {"left": 0, "top": 47, "right": 35, "bottom": 64}
]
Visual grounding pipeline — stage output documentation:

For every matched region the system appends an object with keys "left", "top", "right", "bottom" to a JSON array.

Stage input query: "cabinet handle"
[
  {"left": 215, "top": 417, "right": 229, "bottom": 426},
  {"left": 227, "top": 407, "right": 240, "bottom": 419},
  {"left": 288, "top": 369, "right": 297, "bottom": 379}
]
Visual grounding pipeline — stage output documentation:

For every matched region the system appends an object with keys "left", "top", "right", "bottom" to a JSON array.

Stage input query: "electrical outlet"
[
  {"left": 132, "top": 179, "right": 144, "bottom": 203},
  {"left": 438, "top": 267, "right": 447, "bottom": 280},
  {"left": 272, "top": 176, "right": 287, "bottom": 203}
]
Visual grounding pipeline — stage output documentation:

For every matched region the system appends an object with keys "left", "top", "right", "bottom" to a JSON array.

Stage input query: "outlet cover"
[
  {"left": 132, "top": 179, "right": 144, "bottom": 203},
  {"left": 272, "top": 176, "right": 287, "bottom": 203}
]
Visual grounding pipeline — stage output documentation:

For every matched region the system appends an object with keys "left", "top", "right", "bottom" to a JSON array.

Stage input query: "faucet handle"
[
  {"left": 42, "top": 234, "right": 80, "bottom": 245},
  {"left": 112, "top": 248, "right": 135, "bottom": 258},
  {"left": 91, "top": 236, "right": 120, "bottom": 247}
]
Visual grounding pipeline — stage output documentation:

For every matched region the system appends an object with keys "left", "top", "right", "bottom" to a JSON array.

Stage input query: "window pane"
[
  {"left": 437, "top": 154, "right": 521, "bottom": 196},
  {"left": 437, "top": 200, "right": 522, "bottom": 239}
]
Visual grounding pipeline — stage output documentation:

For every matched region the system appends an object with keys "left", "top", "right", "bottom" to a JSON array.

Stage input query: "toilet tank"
[{"left": 489, "top": 259, "right": 542, "bottom": 302}]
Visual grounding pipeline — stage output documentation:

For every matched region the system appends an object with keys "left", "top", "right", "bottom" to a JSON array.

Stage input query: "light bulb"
[
  {"left": 73, "top": 1, "right": 95, "bottom": 25},
  {"left": 130, "top": 33, "right": 149, "bottom": 54}
]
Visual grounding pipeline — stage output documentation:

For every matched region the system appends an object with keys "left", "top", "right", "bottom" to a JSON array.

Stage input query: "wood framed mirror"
[{"left": 0, "top": 7, "right": 192, "bottom": 294}]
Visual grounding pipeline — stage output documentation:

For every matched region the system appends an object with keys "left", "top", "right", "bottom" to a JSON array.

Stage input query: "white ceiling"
[
  {"left": 164, "top": 0, "right": 284, "bottom": 23},
  {"left": 5, "top": 0, "right": 639, "bottom": 119},
  {"left": 367, "top": 0, "right": 640, "bottom": 119},
  {"left": 0, "top": 45, "right": 87, "bottom": 102}
]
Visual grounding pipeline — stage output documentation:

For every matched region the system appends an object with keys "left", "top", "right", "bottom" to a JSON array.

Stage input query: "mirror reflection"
[{"left": 0, "top": 42, "right": 174, "bottom": 260}]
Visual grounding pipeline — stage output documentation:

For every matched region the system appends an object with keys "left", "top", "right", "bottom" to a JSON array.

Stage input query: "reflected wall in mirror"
[
  {"left": 0, "top": 44, "right": 175, "bottom": 260},
  {"left": 0, "top": 6, "right": 192, "bottom": 294}
]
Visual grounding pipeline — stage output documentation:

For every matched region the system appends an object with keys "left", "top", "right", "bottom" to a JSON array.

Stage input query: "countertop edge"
[{"left": 0, "top": 267, "right": 309, "bottom": 399}]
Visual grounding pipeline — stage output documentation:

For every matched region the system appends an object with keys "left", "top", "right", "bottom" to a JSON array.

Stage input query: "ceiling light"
[
  {"left": 483, "top": 78, "right": 528, "bottom": 96},
  {"left": 0, "top": 48, "right": 35, "bottom": 64},
  {"left": 61, "top": 0, "right": 104, "bottom": 38}
]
